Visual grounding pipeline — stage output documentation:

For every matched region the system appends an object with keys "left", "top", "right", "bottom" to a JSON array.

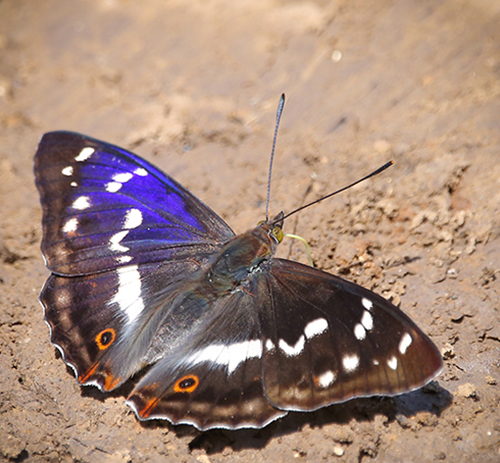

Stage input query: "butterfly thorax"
[{"left": 205, "top": 221, "right": 282, "bottom": 294}]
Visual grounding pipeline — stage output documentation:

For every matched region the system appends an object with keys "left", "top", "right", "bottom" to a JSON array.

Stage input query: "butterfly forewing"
[
  {"left": 260, "top": 259, "right": 442, "bottom": 410},
  {"left": 35, "top": 131, "right": 234, "bottom": 275}
]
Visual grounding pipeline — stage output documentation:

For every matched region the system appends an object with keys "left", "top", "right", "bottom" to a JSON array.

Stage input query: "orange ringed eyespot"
[
  {"left": 173, "top": 374, "right": 200, "bottom": 393},
  {"left": 95, "top": 328, "right": 116, "bottom": 350}
]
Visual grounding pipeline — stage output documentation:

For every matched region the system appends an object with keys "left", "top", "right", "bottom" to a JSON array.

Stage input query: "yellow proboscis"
[{"left": 284, "top": 233, "right": 314, "bottom": 267}]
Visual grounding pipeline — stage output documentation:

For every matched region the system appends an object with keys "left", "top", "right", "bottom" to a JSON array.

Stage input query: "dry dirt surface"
[{"left": 0, "top": 0, "right": 499, "bottom": 462}]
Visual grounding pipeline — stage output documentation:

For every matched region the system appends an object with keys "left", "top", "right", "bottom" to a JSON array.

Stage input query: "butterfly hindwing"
[
  {"left": 127, "top": 351, "right": 286, "bottom": 430},
  {"left": 126, "top": 286, "right": 286, "bottom": 429},
  {"left": 42, "top": 259, "right": 209, "bottom": 391}
]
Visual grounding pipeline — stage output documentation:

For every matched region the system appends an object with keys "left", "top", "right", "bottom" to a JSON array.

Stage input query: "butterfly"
[{"left": 35, "top": 124, "right": 442, "bottom": 430}]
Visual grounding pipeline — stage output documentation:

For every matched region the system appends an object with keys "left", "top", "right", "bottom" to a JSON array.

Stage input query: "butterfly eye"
[
  {"left": 272, "top": 226, "right": 284, "bottom": 243},
  {"left": 257, "top": 220, "right": 266, "bottom": 226}
]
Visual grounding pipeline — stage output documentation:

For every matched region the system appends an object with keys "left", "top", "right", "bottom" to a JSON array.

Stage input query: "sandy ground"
[{"left": 0, "top": 0, "right": 499, "bottom": 461}]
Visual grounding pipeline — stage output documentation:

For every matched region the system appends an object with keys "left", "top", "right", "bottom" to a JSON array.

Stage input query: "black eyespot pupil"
[
  {"left": 179, "top": 378, "right": 195, "bottom": 389},
  {"left": 100, "top": 331, "right": 113, "bottom": 345}
]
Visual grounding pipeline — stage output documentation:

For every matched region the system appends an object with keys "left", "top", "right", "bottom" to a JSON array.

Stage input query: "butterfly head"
[{"left": 258, "top": 212, "right": 284, "bottom": 244}]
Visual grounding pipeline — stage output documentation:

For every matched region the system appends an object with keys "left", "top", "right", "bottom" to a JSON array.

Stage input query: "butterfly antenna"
[
  {"left": 265, "top": 94, "right": 286, "bottom": 221},
  {"left": 280, "top": 160, "right": 394, "bottom": 222}
]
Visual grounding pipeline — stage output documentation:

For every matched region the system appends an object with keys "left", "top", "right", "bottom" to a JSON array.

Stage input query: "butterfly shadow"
[
  {"left": 132, "top": 381, "right": 452, "bottom": 454},
  {"left": 78, "top": 374, "right": 137, "bottom": 402}
]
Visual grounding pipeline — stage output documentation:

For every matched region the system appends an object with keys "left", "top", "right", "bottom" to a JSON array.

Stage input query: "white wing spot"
[
  {"left": 134, "top": 167, "right": 148, "bottom": 176},
  {"left": 187, "top": 345, "right": 225, "bottom": 368},
  {"left": 354, "top": 323, "right": 366, "bottom": 341},
  {"left": 72, "top": 196, "right": 91, "bottom": 210},
  {"left": 109, "top": 265, "right": 144, "bottom": 324},
  {"left": 373, "top": 359, "right": 380, "bottom": 366},
  {"left": 75, "top": 147, "right": 95, "bottom": 162},
  {"left": 342, "top": 354, "right": 360, "bottom": 372},
  {"left": 62, "top": 166, "right": 73, "bottom": 176},
  {"left": 106, "top": 172, "right": 135, "bottom": 193},
  {"left": 362, "top": 298, "right": 373, "bottom": 311},
  {"left": 399, "top": 332, "right": 413, "bottom": 355},
  {"left": 106, "top": 182, "right": 122, "bottom": 193},
  {"left": 387, "top": 356, "right": 398, "bottom": 370},
  {"left": 62, "top": 217, "right": 78, "bottom": 233},
  {"left": 124, "top": 208, "right": 143, "bottom": 229},
  {"left": 113, "top": 172, "right": 133, "bottom": 183},
  {"left": 187, "top": 340, "right": 262, "bottom": 375},
  {"left": 265, "top": 339, "right": 275, "bottom": 351},
  {"left": 317, "top": 370, "right": 336, "bottom": 388},
  {"left": 279, "top": 335, "right": 305, "bottom": 357},
  {"left": 304, "top": 318, "right": 328, "bottom": 339},
  {"left": 361, "top": 310, "right": 373, "bottom": 331},
  {"left": 70, "top": 181, "right": 78, "bottom": 187},
  {"left": 109, "top": 230, "right": 129, "bottom": 252},
  {"left": 117, "top": 255, "right": 132, "bottom": 264}
]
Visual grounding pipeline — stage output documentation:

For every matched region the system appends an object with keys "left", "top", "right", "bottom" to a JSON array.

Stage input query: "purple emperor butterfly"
[{"left": 35, "top": 98, "right": 442, "bottom": 430}]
